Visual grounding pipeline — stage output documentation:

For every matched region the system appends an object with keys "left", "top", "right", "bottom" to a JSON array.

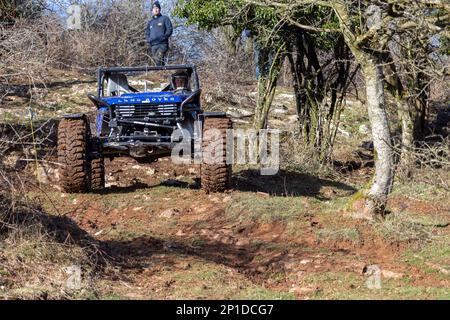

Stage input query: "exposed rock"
[
  {"left": 276, "top": 93, "right": 295, "bottom": 101},
  {"left": 335, "top": 125, "right": 352, "bottom": 138},
  {"left": 33, "top": 162, "right": 59, "bottom": 185},
  {"left": 222, "top": 196, "right": 232, "bottom": 203},
  {"left": 257, "top": 191, "right": 270, "bottom": 197},
  {"left": 359, "top": 124, "right": 371, "bottom": 135},
  {"left": 382, "top": 270, "right": 404, "bottom": 279},
  {"left": 271, "top": 105, "right": 289, "bottom": 116},
  {"left": 209, "top": 196, "right": 221, "bottom": 203},
  {"left": 232, "top": 119, "right": 251, "bottom": 124},
  {"left": 159, "top": 208, "right": 181, "bottom": 218},
  {"left": 175, "top": 229, "right": 186, "bottom": 236},
  {"left": 226, "top": 107, "right": 254, "bottom": 119},
  {"left": 256, "top": 266, "right": 268, "bottom": 273},
  {"left": 287, "top": 115, "right": 299, "bottom": 124},
  {"left": 300, "top": 259, "right": 312, "bottom": 265},
  {"left": 235, "top": 238, "right": 250, "bottom": 247},
  {"left": 289, "top": 285, "right": 319, "bottom": 295}
]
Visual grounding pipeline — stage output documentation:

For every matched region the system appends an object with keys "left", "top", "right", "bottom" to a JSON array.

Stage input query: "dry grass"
[{"left": 0, "top": 191, "right": 103, "bottom": 299}]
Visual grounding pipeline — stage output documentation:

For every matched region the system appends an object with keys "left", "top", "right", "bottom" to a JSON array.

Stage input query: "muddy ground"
[{"left": 13, "top": 155, "right": 446, "bottom": 300}]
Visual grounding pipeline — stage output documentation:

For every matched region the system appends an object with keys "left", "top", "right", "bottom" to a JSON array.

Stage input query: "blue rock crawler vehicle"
[{"left": 57, "top": 65, "right": 232, "bottom": 193}]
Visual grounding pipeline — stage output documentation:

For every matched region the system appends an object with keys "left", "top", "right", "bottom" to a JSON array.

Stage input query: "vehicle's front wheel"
[
  {"left": 58, "top": 117, "right": 90, "bottom": 193},
  {"left": 200, "top": 117, "right": 232, "bottom": 193}
]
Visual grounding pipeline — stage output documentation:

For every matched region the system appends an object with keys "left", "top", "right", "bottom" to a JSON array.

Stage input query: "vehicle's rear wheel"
[
  {"left": 200, "top": 117, "right": 232, "bottom": 193},
  {"left": 58, "top": 117, "right": 90, "bottom": 193},
  {"left": 90, "top": 157, "right": 105, "bottom": 191}
]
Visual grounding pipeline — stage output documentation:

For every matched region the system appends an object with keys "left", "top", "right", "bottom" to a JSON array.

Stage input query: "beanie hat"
[{"left": 153, "top": 1, "right": 161, "bottom": 9}]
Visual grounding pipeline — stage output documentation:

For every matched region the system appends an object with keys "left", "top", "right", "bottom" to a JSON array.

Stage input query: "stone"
[
  {"left": 382, "top": 270, "right": 404, "bottom": 279},
  {"left": 159, "top": 208, "right": 181, "bottom": 218},
  {"left": 277, "top": 93, "right": 295, "bottom": 101},
  {"left": 227, "top": 107, "right": 254, "bottom": 118},
  {"left": 235, "top": 238, "right": 250, "bottom": 247},
  {"left": 287, "top": 115, "right": 299, "bottom": 124},
  {"left": 176, "top": 229, "right": 186, "bottom": 236},
  {"left": 300, "top": 259, "right": 312, "bottom": 265},
  {"left": 35, "top": 163, "right": 59, "bottom": 185},
  {"left": 289, "top": 285, "right": 318, "bottom": 295},
  {"left": 359, "top": 124, "right": 371, "bottom": 135},
  {"left": 271, "top": 105, "right": 289, "bottom": 115}
]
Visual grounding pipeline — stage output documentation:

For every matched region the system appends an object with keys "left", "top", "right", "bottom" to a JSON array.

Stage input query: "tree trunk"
[
  {"left": 413, "top": 74, "right": 429, "bottom": 140},
  {"left": 254, "top": 75, "right": 279, "bottom": 130},
  {"left": 361, "top": 59, "right": 394, "bottom": 214},
  {"left": 397, "top": 97, "right": 415, "bottom": 175},
  {"left": 253, "top": 46, "right": 285, "bottom": 130},
  {"left": 332, "top": 2, "right": 394, "bottom": 215}
]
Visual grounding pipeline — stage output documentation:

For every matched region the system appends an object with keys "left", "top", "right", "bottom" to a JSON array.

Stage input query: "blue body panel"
[{"left": 102, "top": 92, "right": 190, "bottom": 106}]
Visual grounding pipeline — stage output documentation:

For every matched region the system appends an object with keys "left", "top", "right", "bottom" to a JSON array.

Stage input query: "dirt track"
[{"left": 28, "top": 156, "right": 449, "bottom": 299}]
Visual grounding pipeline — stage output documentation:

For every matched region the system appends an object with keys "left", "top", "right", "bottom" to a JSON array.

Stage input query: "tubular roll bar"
[{"left": 97, "top": 65, "right": 200, "bottom": 97}]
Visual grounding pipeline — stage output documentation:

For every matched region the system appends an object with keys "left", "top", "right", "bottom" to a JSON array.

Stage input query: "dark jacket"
[{"left": 146, "top": 14, "right": 173, "bottom": 46}]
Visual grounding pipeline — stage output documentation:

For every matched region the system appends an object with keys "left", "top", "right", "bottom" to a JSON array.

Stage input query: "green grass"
[
  {"left": 285, "top": 219, "right": 311, "bottom": 237},
  {"left": 372, "top": 212, "right": 438, "bottom": 243},
  {"left": 404, "top": 242, "right": 450, "bottom": 280},
  {"left": 234, "top": 287, "right": 296, "bottom": 300},
  {"left": 301, "top": 271, "right": 450, "bottom": 300},
  {"left": 225, "top": 194, "right": 307, "bottom": 223},
  {"left": 392, "top": 182, "right": 450, "bottom": 202},
  {"left": 339, "top": 103, "right": 369, "bottom": 136}
]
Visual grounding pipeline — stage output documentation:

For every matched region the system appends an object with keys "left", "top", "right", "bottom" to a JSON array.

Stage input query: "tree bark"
[
  {"left": 332, "top": 2, "right": 395, "bottom": 215},
  {"left": 361, "top": 59, "right": 394, "bottom": 213},
  {"left": 254, "top": 74, "right": 279, "bottom": 130},
  {"left": 397, "top": 97, "right": 415, "bottom": 173}
]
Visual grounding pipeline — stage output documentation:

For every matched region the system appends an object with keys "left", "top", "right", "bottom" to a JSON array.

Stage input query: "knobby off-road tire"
[
  {"left": 201, "top": 117, "right": 232, "bottom": 193},
  {"left": 90, "top": 157, "right": 105, "bottom": 191},
  {"left": 58, "top": 118, "right": 90, "bottom": 193}
]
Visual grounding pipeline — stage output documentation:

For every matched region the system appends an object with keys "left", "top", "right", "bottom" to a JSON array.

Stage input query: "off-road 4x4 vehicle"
[{"left": 57, "top": 65, "right": 232, "bottom": 193}]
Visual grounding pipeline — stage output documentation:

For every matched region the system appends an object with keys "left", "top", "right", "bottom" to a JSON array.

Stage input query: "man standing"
[{"left": 146, "top": 1, "right": 173, "bottom": 66}]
